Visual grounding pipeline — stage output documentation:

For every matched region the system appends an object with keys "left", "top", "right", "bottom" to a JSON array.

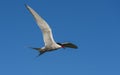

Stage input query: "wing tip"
[
  {"left": 24, "top": 3, "right": 28, "bottom": 6},
  {"left": 24, "top": 4, "right": 27, "bottom": 7},
  {"left": 24, "top": 4, "right": 31, "bottom": 10}
]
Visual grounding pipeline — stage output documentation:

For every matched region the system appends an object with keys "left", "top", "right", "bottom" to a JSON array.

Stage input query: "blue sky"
[{"left": 0, "top": 0, "right": 120, "bottom": 75}]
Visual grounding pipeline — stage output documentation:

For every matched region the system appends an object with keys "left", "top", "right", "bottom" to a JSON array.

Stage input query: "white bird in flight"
[{"left": 25, "top": 4, "right": 78, "bottom": 56}]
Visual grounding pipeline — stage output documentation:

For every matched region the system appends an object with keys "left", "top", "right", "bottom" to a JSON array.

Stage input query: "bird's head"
[
  {"left": 57, "top": 43, "right": 65, "bottom": 48},
  {"left": 57, "top": 42, "right": 78, "bottom": 49}
]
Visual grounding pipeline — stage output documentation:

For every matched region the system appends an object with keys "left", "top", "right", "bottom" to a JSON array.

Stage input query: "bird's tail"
[{"left": 29, "top": 47, "right": 46, "bottom": 56}]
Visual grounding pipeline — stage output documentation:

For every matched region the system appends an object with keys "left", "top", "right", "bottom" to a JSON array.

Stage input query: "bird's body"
[{"left": 25, "top": 4, "right": 78, "bottom": 56}]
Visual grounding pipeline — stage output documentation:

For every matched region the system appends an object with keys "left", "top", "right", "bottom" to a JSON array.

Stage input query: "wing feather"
[{"left": 25, "top": 4, "right": 56, "bottom": 46}]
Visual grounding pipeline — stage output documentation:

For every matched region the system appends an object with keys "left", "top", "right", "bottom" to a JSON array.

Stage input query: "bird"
[{"left": 25, "top": 4, "right": 78, "bottom": 56}]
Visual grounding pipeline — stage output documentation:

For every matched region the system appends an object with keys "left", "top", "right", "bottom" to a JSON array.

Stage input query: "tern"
[{"left": 25, "top": 4, "right": 78, "bottom": 56}]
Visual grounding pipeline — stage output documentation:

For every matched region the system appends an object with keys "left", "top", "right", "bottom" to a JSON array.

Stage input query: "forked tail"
[{"left": 30, "top": 47, "right": 46, "bottom": 56}]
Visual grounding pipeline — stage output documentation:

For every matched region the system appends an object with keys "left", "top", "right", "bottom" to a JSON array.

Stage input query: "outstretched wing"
[
  {"left": 62, "top": 42, "right": 78, "bottom": 49},
  {"left": 25, "top": 4, "right": 57, "bottom": 47}
]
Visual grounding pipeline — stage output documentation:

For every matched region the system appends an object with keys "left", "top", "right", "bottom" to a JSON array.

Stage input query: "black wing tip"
[
  {"left": 24, "top": 4, "right": 28, "bottom": 7},
  {"left": 25, "top": 4, "right": 29, "bottom": 9},
  {"left": 24, "top": 4, "right": 27, "bottom": 8},
  {"left": 24, "top": 4, "right": 31, "bottom": 10}
]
